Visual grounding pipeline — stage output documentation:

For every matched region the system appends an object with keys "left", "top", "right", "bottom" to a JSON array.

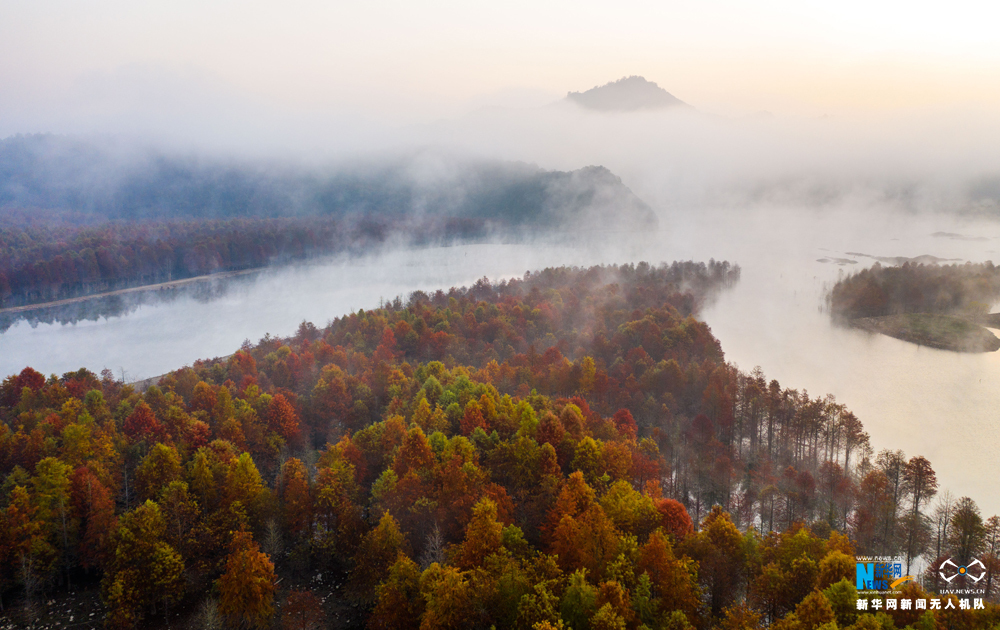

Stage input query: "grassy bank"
[{"left": 852, "top": 313, "right": 1000, "bottom": 352}]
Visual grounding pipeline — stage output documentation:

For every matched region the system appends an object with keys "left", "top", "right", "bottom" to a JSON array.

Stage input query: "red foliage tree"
[
  {"left": 611, "top": 408, "right": 637, "bottom": 440},
  {"left": 268, "top": 394, "right": 301, "bottom": 446},
  {"left": 219, "top": 531, "right": 277, "bottom": 629},
  {"left": 656, "top": 498, "right": 694, "bottom": 540},
  {"left": 280, "top": 458, "right": 312, "bottom": 539},
  {"left": 123, "top": 401, "right": 164, "bottom": 442},
  {"left": 70, "top": 466, "right": 116, "bottom": 569}
]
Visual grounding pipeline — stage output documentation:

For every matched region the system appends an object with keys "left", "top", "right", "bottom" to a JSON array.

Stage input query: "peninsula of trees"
[
  {"left": 829, "top": 262, "right": 1000, "bottom": 352},
  {"left": 1, "top": 261, "right": 997, "bottom": 629}
]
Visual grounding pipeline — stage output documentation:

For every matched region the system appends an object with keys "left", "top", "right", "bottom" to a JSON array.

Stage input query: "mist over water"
[
  {"left": 0, "top": 242, "right": 624, "bottom": 381},
  {"left": 691, "top": 207, "right": 1000, "bottom": 517},
  {"left": 5, "top": 98, "right": 1000, "bottom": 516},
  {"left": 3, "top": 201, "right": 999, "bottom": 512}
]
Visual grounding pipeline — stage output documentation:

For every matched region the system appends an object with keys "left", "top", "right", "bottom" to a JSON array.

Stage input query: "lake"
[{"left": 2, "top": 207, "right": 999, "bottom": 514}]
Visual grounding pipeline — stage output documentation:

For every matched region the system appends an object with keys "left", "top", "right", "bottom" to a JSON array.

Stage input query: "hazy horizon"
[
  {"left": 4, "top": 1, "right": 1000, "bottom": 142},
  {"left": 6, "top": 0, "right": 1000, "bottom": 220}
]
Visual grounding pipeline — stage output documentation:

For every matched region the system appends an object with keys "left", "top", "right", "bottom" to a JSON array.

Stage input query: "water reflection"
[
  {"left": 0, "top": 244, "right": 609, "bottom": 382},
  {"left": 0, "top": 272, "right": 263, "bottom": 334}
]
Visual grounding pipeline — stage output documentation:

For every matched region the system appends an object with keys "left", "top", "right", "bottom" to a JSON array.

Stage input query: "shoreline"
[
  {"left": 0, "top": 267, "right": 263, "bottom": 316},
  {"left": 850, "top": 313, "right": 1000, "bottom": 353}
]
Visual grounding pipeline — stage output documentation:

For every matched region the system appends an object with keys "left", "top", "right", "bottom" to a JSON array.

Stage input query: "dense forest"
[
  {"left": 2, "top": 261, "right": 998, "bottom": 630},
  {"left": 0, "top": 214, "right": 487, "bottom": 308},
  {"left": 0, "top": 134, "right": 657, "bottom": 309},
  {"left": 828, "top": 262, "right": 1000, "bottom": 321}
]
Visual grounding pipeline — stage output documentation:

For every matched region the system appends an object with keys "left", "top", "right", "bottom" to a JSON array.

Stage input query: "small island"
[
  {"left": 829, "top": 261, "right": 1000, "bottom": 352},
  {"left": 852, "top": 313, "right": 1000, "bottom": 352}
]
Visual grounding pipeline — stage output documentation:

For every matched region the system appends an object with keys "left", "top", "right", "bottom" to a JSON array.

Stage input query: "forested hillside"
[
  {"left": 0, "top": 135, "right": 657, "bottom": 309},
  {"left": 0, "top": 214, "right": 485, "bottom": 308},
  {"left": 0, "top": 136, "right": 655, "bottom": 225},
  {"left": 1, "top": 261, "right": 996, "bottom": 629}
]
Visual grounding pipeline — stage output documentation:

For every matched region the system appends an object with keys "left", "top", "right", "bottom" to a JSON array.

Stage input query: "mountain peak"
[{"left": 565, "top": 76, "right": 688, "bottom": 111}]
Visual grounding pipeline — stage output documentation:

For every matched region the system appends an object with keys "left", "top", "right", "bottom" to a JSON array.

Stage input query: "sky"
[{"left": 3, "top": 0, "right": 1000, "bottom": 139}]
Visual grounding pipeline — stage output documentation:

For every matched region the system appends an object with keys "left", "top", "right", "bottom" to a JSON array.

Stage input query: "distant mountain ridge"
[
  {"left": 566, "top": 76, "right": 688, "bottom": 111},
  {"left": 0, "top": 134, "right": 656, "bottom": 231}
]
